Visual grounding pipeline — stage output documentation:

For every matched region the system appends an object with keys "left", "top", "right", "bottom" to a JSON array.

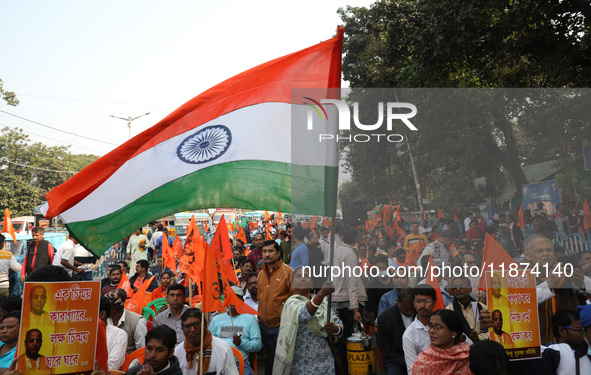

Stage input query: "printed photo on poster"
[
  {"left": 18, "top": 281, "right": 101, "bottom": 374},
  {"left": 486, "top": 270, "right": 541, "bottom": 360}
]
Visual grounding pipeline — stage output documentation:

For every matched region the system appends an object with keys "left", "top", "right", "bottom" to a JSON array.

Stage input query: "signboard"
[
  {"left": 486, "top": 271, "right": 541, "bottom": 360},
  {"left": 18, "top": 281, "right": 101, "bottom": 374},
  {"left": 521, "top": 180, "right": 561, "bottom": 208}
]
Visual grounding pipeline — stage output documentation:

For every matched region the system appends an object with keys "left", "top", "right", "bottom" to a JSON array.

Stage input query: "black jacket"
[
  {"left": 377, "top": 304, "right": 415, "bottom": 368},
  {"left": 126, "top": 354, "right": 182, "bottom": 375}
]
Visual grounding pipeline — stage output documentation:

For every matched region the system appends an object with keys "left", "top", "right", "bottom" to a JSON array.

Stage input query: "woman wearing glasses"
[{"left": 412, "top": 309, "right": 471, "bottom": 375}]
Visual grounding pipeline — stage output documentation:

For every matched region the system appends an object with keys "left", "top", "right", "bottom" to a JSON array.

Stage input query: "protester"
[
  {"left": 273, "top": 267, "right": 343, "bottom": 375},
  {"left": 257, "top": 240, "right": 293, "bottom": 374},
  {"left": 209, "top": 286, "right": 261, "bottom": 375},
  {"left": 151, "top": 269, "right": 175, "bottom": 300},
  {"left": 468, "top": 340, "right": 510, "bottom": 375},
  {"left": 106, "top": 288, "right": 147, "bottom": 354},
  {"left": 0, "top": 234, "right": 21, "bottom": 301},
  {"left": 21, "top": 227, "right": 55, "bottom": 281},
  {"left": 243, "top": 272, "right": 259, "bottom": 312},
  {"left": 0, "top": 311, "right": 20, "bottom": 370},
  {"left": 126, "top": 326, "right": 182, "bottom": 375},
  {"left": 412, "top": 309, "right": 471, "bottom": 375},
  {"left": 174, "top": 308, "right": 238, "bottom": 375},
  {"left": 246, "top": 233, "right": 265, "bottom": 270},
  {"left": 154, "top": 284, "right": 189, "bottom": 345},
  {"left": 127, "top": 230, "right": 150, "bottom": 271},
  {"left": 378, "top": 288, "right": 416, "bottom": 375},
  {"left": 289, "top": 226, "right": 308, "bottom": 269},
  {"left": 403, "top": 284, "right": 437, "bottom": 375},
  {"left": 99, "top": 296, "right": 127, "bottom": 371},
  {"left": 101, "top": 265, "right": 122, "bottom": 296},
  {"left": 129, "top": 259, "right": 159, "bottom": 293},
  {"left": 446, "top": 276, "right": 490, "bottom": 342}
]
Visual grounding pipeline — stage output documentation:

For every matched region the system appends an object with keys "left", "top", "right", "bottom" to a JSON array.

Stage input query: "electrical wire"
[
  {"left": 0, "top": 157, "right": 78, "bottom": 174},
  {"left": 0, "top": 110, "right": 118, "bottom": 145},
  {"left": 15, "top": 93, "right": 175, "bottom": 107}
]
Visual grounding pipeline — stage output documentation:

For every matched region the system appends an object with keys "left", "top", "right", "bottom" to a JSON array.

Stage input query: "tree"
[
  {"left": 338, "top": 0, "right": 591, "bottom": 210},
  {"left": 0, "top": 79, "right": 19, "bottom": 106},
  {"left": 0, "top": 127, "right": 99, "bottom": 215}
]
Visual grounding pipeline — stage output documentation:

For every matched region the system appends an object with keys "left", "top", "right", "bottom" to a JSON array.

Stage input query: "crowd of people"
[{"left": 0, "top": 200, "right": 589, "bottom": 374}]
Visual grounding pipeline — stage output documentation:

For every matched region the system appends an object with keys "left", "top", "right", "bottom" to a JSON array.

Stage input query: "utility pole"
[
  {"left": 397, "top": 139, "right": 424, "bottom": 213},
  {"left": 110, "top": 112, "right": 150, "bottom": 139}
]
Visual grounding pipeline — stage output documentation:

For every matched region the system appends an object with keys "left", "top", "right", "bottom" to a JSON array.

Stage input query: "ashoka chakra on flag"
[{"left": 177, "top": 125, "right": 232, "bottom": 164}]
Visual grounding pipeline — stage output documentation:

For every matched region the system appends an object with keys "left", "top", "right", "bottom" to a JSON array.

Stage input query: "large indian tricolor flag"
[{"left": 41, "top": 28, "right": 343, "bottom": 256}]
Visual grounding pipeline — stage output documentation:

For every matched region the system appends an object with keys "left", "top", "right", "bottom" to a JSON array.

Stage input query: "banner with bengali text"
[
  {"left": 486, "top": 271, "right": 541, "bottom": 360},
  {"left": 18, "top": 281, "right": 100, "bottom": 374}
]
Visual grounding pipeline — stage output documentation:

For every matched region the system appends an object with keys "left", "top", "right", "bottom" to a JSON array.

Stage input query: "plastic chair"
[
  {"left": 146, "top": 297, "right": 167, "bottom": 312},
  {"left": 231, "top": 346, "right": 244, "bottom": 375},
  {"left": 142, "top": 307, "right": 156, "bottom": 321},
  {"left": 121, "top": 347, "right": 145, "bottom": 372}
]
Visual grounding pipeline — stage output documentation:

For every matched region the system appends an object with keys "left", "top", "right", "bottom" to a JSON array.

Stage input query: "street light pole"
[
  {"left": 406, "top": 140, "right": 424, "bottom": 214},
  {"left": 110, "top": 112, "right": 151, "bottom": 139}
]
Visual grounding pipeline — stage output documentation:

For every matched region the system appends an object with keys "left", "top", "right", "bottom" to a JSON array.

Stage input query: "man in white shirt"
[
  {"left": 174, "top": 308, "right": 238, "bottom": 375},
  {"left": 464, "top": 212, "right": 473, "bottom": 232},
  {"left": 106, "top": 289, "right": 147, "bottom": 355},
  {"left": 402, "top": 285, "right": 437, "bottom": 375},
  {"left": 99, "top": 295, "right": 127, "bottom": 371},
  {"left": 52, "top": 236, "right": 84, "bottom": 277}
]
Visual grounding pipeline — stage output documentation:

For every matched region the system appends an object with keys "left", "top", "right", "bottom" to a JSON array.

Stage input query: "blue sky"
[{"left": 0, "top": 0, "right": 373, "bottom": 155}]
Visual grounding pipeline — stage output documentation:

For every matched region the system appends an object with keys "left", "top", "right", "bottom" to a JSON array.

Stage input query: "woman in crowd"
[
  {"left": 273, "top": 267, "right": 343, "bottom": 375},
  {"left": 412, "top": 309, "right": 471, "bottom": 375},
  {"left": 150, "top": 269, "right": 174, "bottom": 300}
]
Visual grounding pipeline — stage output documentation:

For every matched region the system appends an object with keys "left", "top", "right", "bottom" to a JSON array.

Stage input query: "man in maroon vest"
[{"left": 20, "top": 227, "right": 55, "bottom": 282}]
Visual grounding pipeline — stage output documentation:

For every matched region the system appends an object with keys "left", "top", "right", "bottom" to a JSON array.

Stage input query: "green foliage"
[
  {"left": 0, "top": 127, "right": 99, "bottom": 215},
  {"left": 0, "top": 79, "right": 19, "bottom": 106},
  {"left": 338, "top": 0, "right": 591, "bottom": 210}
]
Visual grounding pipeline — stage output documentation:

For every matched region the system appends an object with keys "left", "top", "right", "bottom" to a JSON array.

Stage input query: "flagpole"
[
  {"left": 199, "top": 316, "right": 204, "bottom": 375},
  {"left": 189, "top": 277, "right": 193, "bottom": 306},
  {"left": 326, "top": 216, "right": 336, "bottom": 323}
]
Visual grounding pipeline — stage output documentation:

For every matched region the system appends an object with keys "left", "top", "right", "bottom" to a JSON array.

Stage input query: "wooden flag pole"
[
  {"left": 188, "top": 277, "right": 193, "bottom": 305},
  {"left": 326, "top": 216, "right": 336, "bottom": 323}
]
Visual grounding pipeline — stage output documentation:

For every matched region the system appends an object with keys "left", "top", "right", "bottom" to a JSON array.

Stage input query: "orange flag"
[
  {"left": 265, "top": 211, "right": 270, "bottom": 221},
  {"left": 3, "top": 209, "right": 17, "bottom": 243},
  {"left": 425, "top": 255, "right": 446, "bottom": 311},
  {"left": 249, "top": 221, "right": 255, "bottom": 232},
  {"left": 162, "top": 233, "right": 176, "bottom": 273},
  {"left": 423, "top": 211, "right": 427, "bottom": 220},
  {"left": 203, "top": 221, "right": 208, "bottom": 234},
  {"left": 201, "top": 244, "right": 224, "bottom": 313},
  {"left": 228, "top": 222, "right": 235, "bottom": 232},
  {"left": 125, "top": 275, "right": 155, "bottom": 314},
  {"left": 584, "top": 199, "right": 591, "bottom": 231},
  {"left": 179, "top": 215, "right": 204, "bottom": 282},
  {"left": 437, "top": 208, "right": 443, "bottom": 219},
  {"left": 478, "top": 233, "right": 516, "bottom": 290},
  {"left": 172, "top": 235, "right": 182, "bottom": 259},
  {"left": 117, "top": 270, "right": 133, "bottom": 296},
  {"left": 310, "top": 216, "right": 316, "bottom": 232},
  {"left": 266, "top": 229, "right": 273, "bottom": 240},
  {"left": 210, "top": 215, "right": 238, "bottom": 285},
  {"left": 516, "top": 206, "right": 525, "bottom": 229},
  {"left": 323, "top": 217, "right": 330, "bottom": 228},
  {"left": 236, "top": 226, "right": 247, "bottom": 245},
  {"left": 302, "top": 222, "right": 308, "bottom": 229},
  {"left": 453, "top": 213, "right": 459, "bottom": 222}
]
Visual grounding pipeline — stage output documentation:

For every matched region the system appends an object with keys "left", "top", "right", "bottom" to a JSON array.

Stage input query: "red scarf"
[
  {"left": 412, "top": 343, "right": 471, "bottom": 375},
  {"left": 183, "top": 330, "right": 213, "bottom": 373}
]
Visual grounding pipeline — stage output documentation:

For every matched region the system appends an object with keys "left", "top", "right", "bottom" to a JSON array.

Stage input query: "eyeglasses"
[
  {"left": 427, "top": 323, "right": 446, "bottom": 331},
  {"left": 562, "top": 326, "right": 584, "bottom": 333},
  {"left": 183, "top": 322, "right": 201, "bottom": 330}
]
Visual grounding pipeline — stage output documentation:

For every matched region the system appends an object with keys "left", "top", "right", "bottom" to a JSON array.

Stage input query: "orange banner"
[{"left": 19, "top": 281, "right": 101, "bottom": 374}]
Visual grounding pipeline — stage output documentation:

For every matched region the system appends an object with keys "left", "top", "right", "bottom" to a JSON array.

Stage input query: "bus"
[
  {"left": 174, "top": 212, "right": 210, "bottom": 240},
  {"left": 212, "top": 209, "right": 237, "bottom": 226}
]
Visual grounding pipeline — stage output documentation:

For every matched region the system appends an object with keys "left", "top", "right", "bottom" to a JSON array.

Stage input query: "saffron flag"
[
  {"left": 3, "top": 209, "right": 17, "bottom": 243},
  {"left": 437, "top": 208, "right": 444, "bottom": 219},
  {"left": 40, "top": 28, "right": 344, "bottom": 256},
  {"left": 172, "top": 235, "right": 182, "bottom": 259},
  {"left": 516, "top": 205, "right": 525, "bottom": 229},
  {"left": 478, "top": 233, "right": 516, "bottom": 290},
  {"left": 125, "top": 275, "right": 155, "bottom": 314},
  {"left": 425, "top": 255, "right": 446, "bottom": 311},
  {"left": 162, "top": 233, "right": 176, "bottom": 273},
  {"left": 201, "top": 243, "right": 224, "bottom": 313},
  {"left": 236, "top": 226, "right": 247, "bottom": 245},
  {"left": 179, "top": 215, "right": 204, "bottom": 282},
  {"left": 584, "top": 199, "right": 591, "bottom": 231},
  {"left": 210, "top": 215, "right": 238, "bottom": 284},
  {"left": 117, "top": 271, "right": 133, "bottom": 298}
]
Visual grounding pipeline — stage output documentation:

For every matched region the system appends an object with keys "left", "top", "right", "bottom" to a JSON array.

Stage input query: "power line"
[
  {"left": 0, "top": 110, "right": 118, "bottom": 145},
  {"left": 0, "top": 123, "right": 105, "bottom": 155},
  {"left": 0, "top": 157, "right": 78, "bottom": 174},
  {"left": 15, "top": 93, "right": 175, "bottom": 107}
]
